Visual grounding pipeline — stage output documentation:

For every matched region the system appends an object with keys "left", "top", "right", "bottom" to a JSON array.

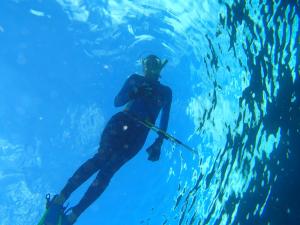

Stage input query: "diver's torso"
[{"left": 125, "top": 74, "right": 170, "bottom": 123}]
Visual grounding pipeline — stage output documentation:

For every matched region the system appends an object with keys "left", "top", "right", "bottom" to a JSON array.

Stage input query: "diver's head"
[{"left": 142, "top": 55, "right": 168, "bottom": 80}]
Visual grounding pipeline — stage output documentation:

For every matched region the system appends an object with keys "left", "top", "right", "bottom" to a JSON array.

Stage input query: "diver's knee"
[{"left": 100, "top": 170, "right": 115, "bottom": 184}]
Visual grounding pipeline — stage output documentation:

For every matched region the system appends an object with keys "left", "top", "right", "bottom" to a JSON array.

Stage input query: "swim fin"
[{"left": 37, "top": 194, "right": 64, "bottom": 225}]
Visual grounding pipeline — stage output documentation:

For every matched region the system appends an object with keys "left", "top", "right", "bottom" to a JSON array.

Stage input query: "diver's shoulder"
[
  {"left": 160, "top": 83, "right": 172, "bottom": 91},
  {"left": 160, "top": 83, "right": 172, "bottom": 97},
  {"left": 129, "top": 73, "right": 143, "bottom": 80}
]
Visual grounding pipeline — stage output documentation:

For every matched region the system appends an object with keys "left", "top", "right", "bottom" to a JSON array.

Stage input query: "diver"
[{"left": 41, "top": 55, "right": 172, "bottom": 225}]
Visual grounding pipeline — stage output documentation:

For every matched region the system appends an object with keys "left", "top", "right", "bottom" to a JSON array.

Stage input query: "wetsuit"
[{"left": 60, "top": 74, "right": 172, "bottom": 216}]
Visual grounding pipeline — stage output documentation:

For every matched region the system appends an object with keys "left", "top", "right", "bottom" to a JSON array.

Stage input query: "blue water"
[{"left": 0, "top": 1, "right": 299, "bottom": 225}]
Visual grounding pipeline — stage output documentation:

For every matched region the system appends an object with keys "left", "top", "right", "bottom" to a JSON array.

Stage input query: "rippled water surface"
[{"left": 0, "top": 1, "right": 299, "bottom": 225}]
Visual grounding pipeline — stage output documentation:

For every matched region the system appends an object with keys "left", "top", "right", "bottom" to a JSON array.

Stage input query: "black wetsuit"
[{"left": 60, "top": 74, "right": 172, "bottom": 216}]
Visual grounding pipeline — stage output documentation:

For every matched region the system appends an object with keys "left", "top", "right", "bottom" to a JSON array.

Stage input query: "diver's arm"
[
  {"left": 146, "top": 87, "right": 172, "bottom": 161},
  {"left": 157, "top": 87, "right": 173, "bottom": 143},
  {"left": 114, "top": 75, "right": 139, "bottom": 107}
]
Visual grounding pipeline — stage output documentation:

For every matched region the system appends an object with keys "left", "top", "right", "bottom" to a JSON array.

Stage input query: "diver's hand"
[
  {"left": 146, "top": 138, "right": 163, "bottom": 162},
  {"left": 129, "top": 83, "right": 153, "bottom": 99}
]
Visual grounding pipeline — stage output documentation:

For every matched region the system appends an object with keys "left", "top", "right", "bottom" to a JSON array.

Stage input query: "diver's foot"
[
  {"left": 44, "top": 194, "right": 65, "bottom": 225},
  {"left": 62, "top": 208, "right": 78, "bottom": 225}
]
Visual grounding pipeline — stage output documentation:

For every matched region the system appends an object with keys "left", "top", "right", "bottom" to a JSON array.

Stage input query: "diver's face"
[
  {"left": 144, "top": 67, "right": 160, "bottom": 80},
  {"left": 143, "top": 57, "right": 161, "bottom": 80}
]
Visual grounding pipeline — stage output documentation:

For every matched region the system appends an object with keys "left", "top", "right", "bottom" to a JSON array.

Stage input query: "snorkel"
[{"left": 159, "top": 59, "right": 168, "bottom": 72}]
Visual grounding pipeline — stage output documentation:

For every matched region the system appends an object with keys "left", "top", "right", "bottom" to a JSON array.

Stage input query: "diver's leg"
[
  {"left": 44, "top": 154, "right": 102, "bottom": 224},
  {"left": 65, "top": 112, "right": 149, "bottom": 220},
  {"left": 71, "top": 170, "right": 114, "bottom": 217},
  {"left": 69, "top": 156, "right": 124, "bottom": 218},
  {"left": 58, "top": 113, "right": 125, "bottom": 202},
  {"left": 58, "top": 152, "right": 104, "bottom": 202},
  {"left": 70, "top": 117, "right": 150, "bottom": 217}
]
